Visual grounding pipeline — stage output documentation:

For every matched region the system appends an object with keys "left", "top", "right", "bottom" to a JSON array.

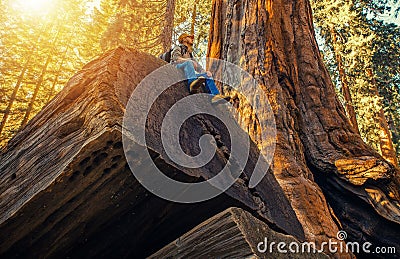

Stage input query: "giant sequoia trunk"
[{"left": 208, "top": 0, "right": 400, "bottom": 256}]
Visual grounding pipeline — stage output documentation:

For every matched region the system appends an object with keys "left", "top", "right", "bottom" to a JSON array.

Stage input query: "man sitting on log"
[{"left": 171, "top": 33, "right": 230, "bottom": 103}]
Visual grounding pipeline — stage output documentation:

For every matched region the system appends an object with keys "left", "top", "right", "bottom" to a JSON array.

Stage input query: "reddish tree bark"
[
  {"left": 208, "top": 0, "right": 400, "bottom": 256},
  {"left": 161, "top": 0, "right": 176, "bottom": 52},
  {"left": 190, "top": 2, "right": 197, "bottom": 35}
]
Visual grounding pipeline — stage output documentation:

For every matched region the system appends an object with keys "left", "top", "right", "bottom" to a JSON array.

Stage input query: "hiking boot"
[
  {"left": 189, "top": 77, "right": 206, "bottom": 94},
  {"left": 211, "top": 94, "right": 231, "bottom": 104}
]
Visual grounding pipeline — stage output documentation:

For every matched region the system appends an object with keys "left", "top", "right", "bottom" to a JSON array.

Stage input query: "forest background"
[{"left": 0, "top": 0, "right": 399, "bottom": 166}]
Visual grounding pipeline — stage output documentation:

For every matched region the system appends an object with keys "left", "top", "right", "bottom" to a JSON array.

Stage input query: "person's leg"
[
  {"left": 176, "top": 61, "right": 197, "bottom": 89},
  {"left": 198, "top": 74, "right": 230, "bottom": 104},
  {"left": 176, "top": 61, "right": 207, "bottom": 93},
  {"left": 204, "top": 76, "right": 220, "bottom": 96}
]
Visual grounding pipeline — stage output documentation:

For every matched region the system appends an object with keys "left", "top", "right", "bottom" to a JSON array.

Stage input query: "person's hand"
[{"left": 206, "top": 71, "right": 213, "bottom": 77}]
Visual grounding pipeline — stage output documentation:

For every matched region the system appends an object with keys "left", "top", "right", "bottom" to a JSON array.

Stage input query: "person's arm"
[
  {"left": 171, "top": 46, "right": 190, "bottom": 63},
  {"left": 193, "top": 60, "right": 206, "bottom": 73},
  {"left": 189, "top": 52, "right": 206, "bottom": 73}
]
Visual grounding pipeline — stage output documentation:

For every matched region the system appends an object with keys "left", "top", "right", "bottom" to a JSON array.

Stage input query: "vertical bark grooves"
[
  {"left": 207, "top": 0, "right": 225, "bottom": 62},
  {"left": 208, "top": 0, "right": 400, "bottom": 256},
  {"left": 209, "top": 0, "right": 346, "bottom": 256}
]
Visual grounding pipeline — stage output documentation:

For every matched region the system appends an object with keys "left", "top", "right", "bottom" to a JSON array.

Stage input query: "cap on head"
[{"left": 178, "top": 33, "right": 194, "bottom": 43}]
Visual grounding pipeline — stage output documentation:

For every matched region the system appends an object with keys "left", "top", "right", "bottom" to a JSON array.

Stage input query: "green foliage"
[
  {"left": 371, "top": 20, "right": 400, "bottom": 155},
  {"left": 0, "top": 0, "right": 214, "bottom": 147},
  {"left": 0, "top": 0, "right": 97, "bottom": 147},
  {"left": 174, "top": 0, "right": 212, "bottom": 58},
  {"left": 92, "top": 0, "right": 166, "bottom": 55},
  {"left": 311, "top": 0, "right": 400, "bottom": 162},
  {"left": 89, "top": 0, "right": 212, "bottom": 56}
]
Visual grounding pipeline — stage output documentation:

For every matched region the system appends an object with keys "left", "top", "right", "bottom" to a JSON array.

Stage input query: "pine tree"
[
  {"left": 311, "top": 0, "right": 399, "bottom": 165},
  {"left": 371, "top": 20, "right": 400, "bottom": 163},
  {"left": 94, "top": 0, "right": 166, "bottom": 55},
  {"left": 0, "top": 0, "right": 101, "bottom": 147},
  {"left": 161, "top": 0, "right": 176, "bottom": 52},
  {"left": 174, "top": 0, "right": 212, "bottom": 57}
]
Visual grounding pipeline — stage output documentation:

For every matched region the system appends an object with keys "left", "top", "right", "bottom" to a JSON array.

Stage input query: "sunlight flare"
[{"left": 13, "top": 0, "right": 55, "bottom": 14}]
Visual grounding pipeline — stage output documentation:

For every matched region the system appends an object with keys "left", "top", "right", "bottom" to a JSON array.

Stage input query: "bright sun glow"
[{"left": 12, "top": 0, "right": 55, "bottom": 15}]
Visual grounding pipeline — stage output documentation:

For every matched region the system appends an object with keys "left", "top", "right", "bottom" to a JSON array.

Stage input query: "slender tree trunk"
[
  {"left": 20, "top": 31, "right": 60, "bottom": 129},
  {"left": 208, "top": 0, "right": 400, "bottom": 255},
  {"left": 190, "top": 2, "right": 197, "bottom": 35},
  {"left": 367, "top": 68, "right": 398, "bottom": 166},
  {"left": 0, "top": 22, "right": 51, "bottom": 137},
  {"left": 330, "top": 27, "right": 360, "bottom": 135},
  {"left": 387, "top": 112, "right": 399, "bottom": 144},
  {"left": 161, "top": 0, "right": 176, "bottom": 52},
  {"left": 0, "top": 57, "right": 31, "bottom": 135},
  {"left": 46, "top": 47, "right": 69, "bottom": 103},
  {"left": 19, "top": 54, "right": 52, "bottom": 129}
]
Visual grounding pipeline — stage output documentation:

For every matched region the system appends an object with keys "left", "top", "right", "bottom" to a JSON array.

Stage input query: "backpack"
[
  {"left": 159, "top": 45, "right": 193, "bottom": 63},
  {"left": 159, "top": 48, "right": 173, "bottom": 63}
]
